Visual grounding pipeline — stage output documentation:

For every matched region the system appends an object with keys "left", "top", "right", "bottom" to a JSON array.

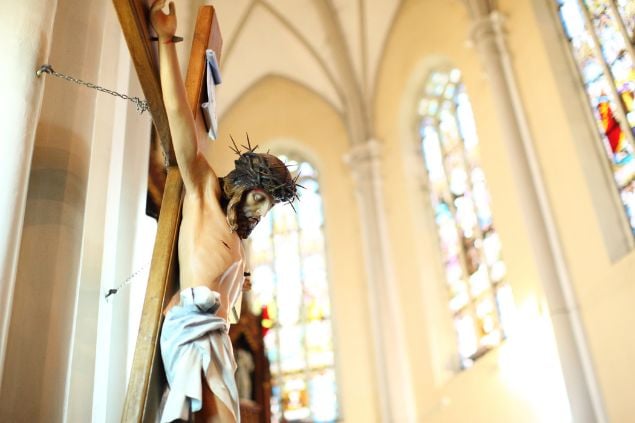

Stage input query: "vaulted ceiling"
[{"left": 204, "top": 0, "right": 404, "bottom": 120}]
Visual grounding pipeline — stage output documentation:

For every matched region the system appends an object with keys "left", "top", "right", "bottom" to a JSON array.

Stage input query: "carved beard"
[
  {"left": 226, "top": 191, "right": 260, "bottom": 239},
  {"left": 235, "top": 200, "right": 259, "bottom": 239}
]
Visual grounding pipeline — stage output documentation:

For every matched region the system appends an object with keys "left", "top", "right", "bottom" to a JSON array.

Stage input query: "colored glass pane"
[
  {"left": 281, "top": 378, "right": 311, "bottom": 421},
  {"left": 454, "top": 312, "right": 478, "bottom": 362},
  {"left": 456, "top": 90, "right": 479, "bottom": 156},
  {"left": 419, "top": 68, "right": 512, "bottom": 367},
  {"left": 616, "top": 0, "right": 635, "bottom": 37},
  {"left": 306, "top": 321, "right": 334, "bottom": 368},
  {"left": 496, "top": 284, "right": 516, "bottom": 337},
  {"left": 471, "top": 168, "right": 493, "bottom": 230},
  {"left": 421, "top": 125, "right": 446, "bottom": 185},
  {"left": 278, "top": 325, "right": 305, "bottom": 372},
  {"left": 265, "top": 329, "right": 280, "bottom": 374},
  {"left": 300, "top": 226, "right": 324, "bottom": 257},
  {"left": 251, "top": 265, "right": 275, "bottom": 317},
  {"left": 556, "top": 0, "right": 635, "bottom": 234},
  {"left": 309, "top": 370, "right": 338, "bottom": 421},
  {"left": 272, "top": 202, "right": 298, "bottom": 233},
  {"left": 476, "top": 296, "right": 502, "bottom": 347},
  {"left": 248, "top": 154, "right": 338, "bottom": 421}
]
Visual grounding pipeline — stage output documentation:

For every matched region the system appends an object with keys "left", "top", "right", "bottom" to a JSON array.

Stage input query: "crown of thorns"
[{"left": 227, "top": 135, "right": 301, "bottom": 207}]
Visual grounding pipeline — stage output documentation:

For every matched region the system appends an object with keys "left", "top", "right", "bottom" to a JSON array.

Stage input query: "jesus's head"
[{"left": 221, "top": 151, "right": 297, "bottom": 239}]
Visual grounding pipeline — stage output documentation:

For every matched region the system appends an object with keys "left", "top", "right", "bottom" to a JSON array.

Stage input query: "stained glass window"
[
  {"left": 556, "top": 0, "right": 635, "bottom": 234},
  {"left": 248, "top": 155, "right": 338, "bottom": 422},
  {"left": 418, "top": 68, "right": 514, "bottom": 368}
]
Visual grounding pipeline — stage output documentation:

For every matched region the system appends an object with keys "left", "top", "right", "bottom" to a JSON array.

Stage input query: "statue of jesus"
[{"left": 150, "top": 1, "right": 297, "bottom": 421}]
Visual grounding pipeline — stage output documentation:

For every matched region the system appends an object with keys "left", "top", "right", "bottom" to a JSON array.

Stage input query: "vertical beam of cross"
[{"left": 112, "top": 0, "right": 174, "bottom": 165}]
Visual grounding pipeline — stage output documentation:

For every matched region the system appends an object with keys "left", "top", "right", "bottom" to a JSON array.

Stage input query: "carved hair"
[
  {"left": 221, "top": 136, "right": 300, "bottom": 234},
  {"left": 224, "top": 136, "right": 299, "bottom": 205}
]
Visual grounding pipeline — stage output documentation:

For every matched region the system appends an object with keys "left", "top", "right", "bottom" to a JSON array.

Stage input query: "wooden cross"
[{"left": 111, "top": 2, "right": 222, "bottom": 421}]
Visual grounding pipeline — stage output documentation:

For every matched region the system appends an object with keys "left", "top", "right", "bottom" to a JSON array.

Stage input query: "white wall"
[
  {"left": 0, "top": 0, "right": 152, "bottom": 421},
  {"left": 0, "top": 0, "right": 59, "bottom": 389}
]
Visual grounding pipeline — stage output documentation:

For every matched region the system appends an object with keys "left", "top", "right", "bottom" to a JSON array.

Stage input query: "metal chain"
[
  {"left": 36, "top": 64, "right": 150, "bottom": 114},
  {"left": 35, "top": 64, "right": 159, "bottom": 298},
  {"left": 104, "top": 260, "right": 151, "bottom": 301}
]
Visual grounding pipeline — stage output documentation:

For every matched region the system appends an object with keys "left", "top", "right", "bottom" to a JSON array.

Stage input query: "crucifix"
[
  {"left": 112, "top": 1, "right": 223, "bottom": 421},
  {"left": 113, "top": 2, "right": 298, "bottom": 422}
]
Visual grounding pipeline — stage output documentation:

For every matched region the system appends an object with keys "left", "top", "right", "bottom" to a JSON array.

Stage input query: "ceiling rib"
[
  {"left": 221, "top": 0, "right": 257, "bottom": 70},
  {"left": 257, "top": 0, "right": 347, "bottom": 108},
  {"left": 314, "top": 0, "right": 370, "bottom": 143}
]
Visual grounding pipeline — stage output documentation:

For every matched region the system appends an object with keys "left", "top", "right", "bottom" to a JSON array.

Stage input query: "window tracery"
[
  {"left": 418, "top": 68, "right": 514, "bottom": 368},
  {"left": 556, "top": 0, "right": 635, "bottom": 234}
]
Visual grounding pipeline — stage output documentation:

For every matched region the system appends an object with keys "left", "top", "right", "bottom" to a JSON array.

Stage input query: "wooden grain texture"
[
  {"left": 112, "top": 0, "right": 174, "bottom": 165},
  {"left": 185, "top": 6, "right": 223, "bottom": 162},
  {"left": 122, "top": 168, "right": 182, "bottom": 422},
  {"left": 120, "top": 5, "right": 223, "bottom": 422}
]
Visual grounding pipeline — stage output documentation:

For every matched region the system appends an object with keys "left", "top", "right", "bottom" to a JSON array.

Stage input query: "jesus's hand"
[{"left": 150, "top": 0, "right": 176, "bottom": 41}]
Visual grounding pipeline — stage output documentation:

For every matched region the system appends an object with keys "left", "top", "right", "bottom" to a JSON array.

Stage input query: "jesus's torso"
[{"left": 168, "top": 184, "right": 244, "bottom": 320}]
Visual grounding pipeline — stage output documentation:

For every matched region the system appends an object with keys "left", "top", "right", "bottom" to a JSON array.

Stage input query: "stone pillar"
[
  {"left": 0, "top": 0, "right": 59, "bottom": 387},
  {"left": 465, "top": 2, "right": 606, "bottom": 421},
  {"left": 344, "top": 140, "right": 416, "bottom": 423}
]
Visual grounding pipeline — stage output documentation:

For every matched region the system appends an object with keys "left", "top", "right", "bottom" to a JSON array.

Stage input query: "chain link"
[
  {"left": 104, "top": 260, "right": 151, "bottom": 301},
  {"left": 37, "top": 64, "right": 150, "bottom": 114}
]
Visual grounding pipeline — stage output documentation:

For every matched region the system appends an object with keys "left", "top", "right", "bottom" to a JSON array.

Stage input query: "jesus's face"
[{"left": 235, "top": 189, "right": 274, "bottom": 239}]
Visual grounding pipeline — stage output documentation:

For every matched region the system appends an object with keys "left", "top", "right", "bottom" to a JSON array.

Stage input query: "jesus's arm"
[{"left": 150, "top": 0, "right": 219, "bottom": 198}]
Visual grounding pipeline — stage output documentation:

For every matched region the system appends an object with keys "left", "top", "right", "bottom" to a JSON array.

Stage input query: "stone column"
[
  {"left": 344, "top": 140, "right": 416, "bottom": 423},
  {"left": 0, "top": 0, "right": 59, "bottom": 387},
  {"left": 465, "top": 1, "right": 605, "bottom": 421}
]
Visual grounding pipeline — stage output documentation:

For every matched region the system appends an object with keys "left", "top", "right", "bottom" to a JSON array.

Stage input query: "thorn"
[
  {"left": 229, "top": 135, "right": 241, "bottom": 155},
  {"left": 241, "top": 143, "right": 259, "bottom": 152},
  {"left": 245, "top": 133, "right": 258, "bottom": 152}
]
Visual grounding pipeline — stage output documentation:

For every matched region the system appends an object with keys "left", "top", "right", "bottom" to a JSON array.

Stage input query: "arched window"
[
  {"left": 556, "top": 0, "right": 635, "bottom": 233},
  {"left": 248, "top": 154, "right": 338, "bottom": 422},
  {"left": 418, "top": 68, "right": 514, "bottom": 369}
]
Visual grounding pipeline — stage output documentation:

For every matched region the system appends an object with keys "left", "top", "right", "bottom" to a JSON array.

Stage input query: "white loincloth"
[{"left": 160, "top": 286, "right": 240, "bottom": 422}]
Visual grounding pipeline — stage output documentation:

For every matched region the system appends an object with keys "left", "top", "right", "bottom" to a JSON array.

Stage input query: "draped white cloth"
[{"left": 160, "top": 287, "right": 239, "bottom": 422}]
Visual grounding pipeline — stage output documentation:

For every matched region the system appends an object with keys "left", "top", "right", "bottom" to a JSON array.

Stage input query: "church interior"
[{"left": 2, "top": 0, "right": 635, "bottom": 421}]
